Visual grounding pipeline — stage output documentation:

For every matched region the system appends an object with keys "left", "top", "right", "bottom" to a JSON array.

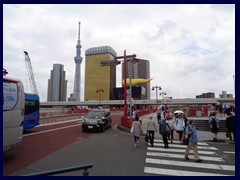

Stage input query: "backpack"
[
  {"left": 135, "top": 113, "right": 139, "bottom": 121},
  {"left": 211, "top": 117, "right": 217, "bottom": 128}
]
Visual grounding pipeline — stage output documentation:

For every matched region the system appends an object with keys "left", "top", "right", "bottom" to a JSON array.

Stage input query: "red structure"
[{"left": 113, "top": 51, "right": 137, "bottom": 128}]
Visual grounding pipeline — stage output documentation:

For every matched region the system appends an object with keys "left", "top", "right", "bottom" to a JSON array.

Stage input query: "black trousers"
[
  {"left": 162, "top": 134, "right": 168, "bottom": 147},
  {"left": 148, "top": 130, "right": 155, "bottom": 146}
]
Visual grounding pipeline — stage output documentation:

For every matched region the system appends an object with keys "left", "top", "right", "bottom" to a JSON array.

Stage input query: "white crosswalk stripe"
[
  {"left": 148, "top": 147, "right": 218, "bottom": 155},
  {"left": 150, "top": 142, "right": 218, "bottom": 150},
  {"left": 154, "top": 139, "right": 209, "bottom": 146},
  {"left": 147, "top": 152, "right": 224, "bottom": 162},
  {"left": 144, "top": 167, "right": 231, "bottom": 176},
  {"left": 146, "top": 158, "right": 235, "bottom": 171},
  {"left": 144, "top": 140, "right": 235, "bottom": 176}
]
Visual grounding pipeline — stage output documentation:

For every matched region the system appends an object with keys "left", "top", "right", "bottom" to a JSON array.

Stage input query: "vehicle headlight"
[{"left": 97, "top": 120, "right": 103, "bottom": 124}]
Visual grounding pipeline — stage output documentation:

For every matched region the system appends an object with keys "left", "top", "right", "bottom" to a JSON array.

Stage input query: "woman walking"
[
  {"left": 175, "top": 113, "right": 185, "bottom": 145},
  {"left": 165, "top": 111, "right": 175, "bottom": 143},
  {"left": 132, "top": 118, "right": 143, "bottom": 147},
  {"left": 209, "top": 112, "right": 220, "bottom": 142},
  {"left": 146, "top": 116, "right": 158, "bottom": 147},
  {"left": 159, "top": 119, "right": 171, "bottom": 148}
]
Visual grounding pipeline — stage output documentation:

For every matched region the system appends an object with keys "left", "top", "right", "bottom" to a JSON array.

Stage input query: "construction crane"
[{"left": 24, "top": 51, "right": 38, "bottom": 94}]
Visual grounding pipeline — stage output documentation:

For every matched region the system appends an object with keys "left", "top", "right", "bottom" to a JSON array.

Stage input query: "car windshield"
[{"left": 86, "top": 112, "right": 105, "bottom": 119}]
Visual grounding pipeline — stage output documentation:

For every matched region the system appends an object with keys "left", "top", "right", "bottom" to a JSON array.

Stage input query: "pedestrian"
[
  {"left": 165, "top": 111, "right": 175, "bottom": 143},
  {"left": 146, "top": 116, "right": 158, "bottom": 147},
  {"left": 156, "top": 106, "right": 162, "bottom": 124},
  {"left": 132, "top": 118, "right": 143, "bottom": 148},
  {"left": 209, "top": 112, "right": 220, "bottom": 142},
  {"left": 184, "top": 120, "right": 202, "bottom": 162},
  {"left": 226, "top": 109, "right": 235, "bottom": 141},
  {"left": 175, "top": 113, "right": 185, "bottom": 145},
  {"left": 159, "top": 119, "right": 171, "bottom": 148},
  {"left": 183, "top": 114, "right": 188, "bottom": 128}
]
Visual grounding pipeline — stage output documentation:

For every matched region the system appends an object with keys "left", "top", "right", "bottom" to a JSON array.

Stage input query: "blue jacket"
[
  {"left": 186, "top": 125, "right": 198, "bottom": 143},
  {"left": 159, "top": 121, "right": 170, "bottom": 135}
]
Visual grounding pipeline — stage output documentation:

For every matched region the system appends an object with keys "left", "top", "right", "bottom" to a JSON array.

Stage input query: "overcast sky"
[{"left": 3, "top": 4, "right": 235, "bottom": 102}]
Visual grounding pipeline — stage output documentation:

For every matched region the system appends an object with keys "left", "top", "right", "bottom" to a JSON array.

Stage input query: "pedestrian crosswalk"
[{"left": 144, "top": 140, "right": 235, "bottom": 176}]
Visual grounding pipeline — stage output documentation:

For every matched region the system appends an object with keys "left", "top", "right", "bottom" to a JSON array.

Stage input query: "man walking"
[
  {"left": 146, "top": 116, "right": 158, "bottom": 147},
  {"left": 185, "top": 120, "right": 202, "bottom": 163}
]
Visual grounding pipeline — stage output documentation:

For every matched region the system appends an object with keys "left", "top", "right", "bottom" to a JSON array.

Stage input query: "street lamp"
[
  {"left": 152, "top": 85, "right": 162, "bottom": 108},
  {"left": 96, "top": 88, "right": 104, "bottom": 106},
  {"left": 160, "top": 92, "right": 167, "bottom": 105}
]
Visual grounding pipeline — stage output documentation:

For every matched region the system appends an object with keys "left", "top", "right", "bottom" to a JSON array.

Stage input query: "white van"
[{"left": 3, "top": 76, "right": 25, "bottom": 152}]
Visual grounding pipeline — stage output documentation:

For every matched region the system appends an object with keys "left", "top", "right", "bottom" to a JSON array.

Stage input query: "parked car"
[{"left": 82, "top": 109, "right": 112, "bottom": 132}]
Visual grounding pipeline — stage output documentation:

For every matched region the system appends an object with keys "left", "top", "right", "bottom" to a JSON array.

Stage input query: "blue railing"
[{"left": 23, "top": 164, "right": 93, "bottom": 176}]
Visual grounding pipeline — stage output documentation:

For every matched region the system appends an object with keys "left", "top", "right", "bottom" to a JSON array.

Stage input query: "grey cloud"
[{"left": 143, "top": 20, "right": 176, "bottom": 41}]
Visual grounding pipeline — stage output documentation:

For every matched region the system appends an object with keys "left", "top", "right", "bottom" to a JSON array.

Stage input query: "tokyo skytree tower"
[{"left": 70, "top": 22, "right": 82, "bottom": 101}]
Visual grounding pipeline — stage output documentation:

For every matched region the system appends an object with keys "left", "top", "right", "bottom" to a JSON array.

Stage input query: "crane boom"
[{"left": 24, "top": 51, "right": 38, "bottom": 94}]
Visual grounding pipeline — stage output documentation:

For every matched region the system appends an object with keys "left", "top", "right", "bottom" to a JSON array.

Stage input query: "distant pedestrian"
[
  {"left": 165, "top": 111, "right": 175, "bottom": 143},
  {"left": 185, "top": 120, "right": 203, "bottom": 163},
  {"left": 156, "top": 106, "right": 162, "bottom": 124},
  {"left": 175, "top": 113, "right": 185, "bottom": 145},
  {"left": 146, "top": 116, "right": 158, "bottom": 147},
  {"left": 132, "top": 118, "right": 143, "bottom": 148},
  {"left": 226, "top": 110, "right": 235, "bottom": 141},
  {"left": 159, "top": 119, "right": 171, "bottom": 148},
  {"left": 209, "top": 112, "right": 220, "bottom": 142},
  {"left": 183, "top": 114, "right": 188, "bottom": 128}
]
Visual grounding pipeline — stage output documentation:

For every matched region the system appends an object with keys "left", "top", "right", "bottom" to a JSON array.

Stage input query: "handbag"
[
  {"left": 130, "top": 125, "right": 134, "bottom": 134},
  {"left": 226, "top": 130, "right": 231, "bottom": 138},
  {"left": 183, "top": 126, "right": 189, "bottom": 145},
  {"left": 145, "top": 134, "right": 149, "bottom": 142},
  {"left": 166, "top": 125, "right": 171, "bottom": 134},
  {"left": 182, "top": 135, "right": 189, "bottom": 145}
]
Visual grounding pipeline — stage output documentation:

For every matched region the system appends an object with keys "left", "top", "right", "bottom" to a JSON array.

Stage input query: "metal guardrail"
[{"left": 23, "top": 164, "right": 93, "bottom": 176}]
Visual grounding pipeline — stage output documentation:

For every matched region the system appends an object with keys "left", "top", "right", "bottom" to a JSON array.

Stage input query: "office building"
[
  {"left": 84, "top": 46, "right": 117, "bottom": 101},
  {"left": 122, "top": 59, "right": 150, "bottom": 99},
  {"left": 47, "top": 64, "right": 67, "bottom": 101}
]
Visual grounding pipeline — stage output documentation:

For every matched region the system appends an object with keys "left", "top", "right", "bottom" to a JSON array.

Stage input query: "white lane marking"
[
  {"left": 223, "top": 151, "right": 235, "bottom": 154},
  {"left": 146, "top": 158, "right": 235, "bottom": 171},
  {"left": 154, "top": 139, "right": 209, "bottom": 146},
  {"left": 148, "top": 147, "right": 217, "bottom": 155},
  {"left": 38, "top": 119, "right": 83, "bottom": 127},
  {"left": 144, "top": 167, "right": 231, "bottom": 176},
  {"left": 150, "top": 143, "right": 218, "bottom": 150},
  {"left": 23, "top": 124, "right": 82, "bottom": 137},
  {"left": 147, "top": 152, "right": 224, "bottom": 162}
]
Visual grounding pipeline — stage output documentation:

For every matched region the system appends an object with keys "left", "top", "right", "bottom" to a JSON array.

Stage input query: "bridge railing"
[{"left": 22, "top": 164, "right": 93, "bottom": 176}]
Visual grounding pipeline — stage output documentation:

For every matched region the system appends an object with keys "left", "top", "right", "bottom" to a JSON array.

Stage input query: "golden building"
[{"left": 84, "top": 46, "right": 117, "bottom": 101}]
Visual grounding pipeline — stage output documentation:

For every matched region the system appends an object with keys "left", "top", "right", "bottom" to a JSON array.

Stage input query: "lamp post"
[
  {"left": 160, "top": 92, "right": 167, "bottom": 104},
  {"left": 96, "top": 88, "right": 104, "bottom": 106},
  {"left": 152, "top": 85, "right": 162, "bottom": 108}
]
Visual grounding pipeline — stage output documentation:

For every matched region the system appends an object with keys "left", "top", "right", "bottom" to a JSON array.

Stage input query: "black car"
[{"left": 82, "top": 109, "right": 112, "bottom": 132}]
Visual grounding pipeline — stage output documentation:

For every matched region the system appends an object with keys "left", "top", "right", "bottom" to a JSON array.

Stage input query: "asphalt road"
[{"left": 3, "top": 112, "right": 235, "bottom": 176}]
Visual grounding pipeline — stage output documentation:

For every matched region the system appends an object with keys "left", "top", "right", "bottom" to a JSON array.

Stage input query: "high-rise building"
[
  {"left": 47, "top": 64, "right": 67, "bottom": 101},
  {"left": 69, "top": 22, "right": 82, "bottom": 101},
  {"left": 122, "top": 59, "right": 150, "bottom": 99},
  {"left": 84, "top": 46, "right": 117, "bottom": 101}
]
